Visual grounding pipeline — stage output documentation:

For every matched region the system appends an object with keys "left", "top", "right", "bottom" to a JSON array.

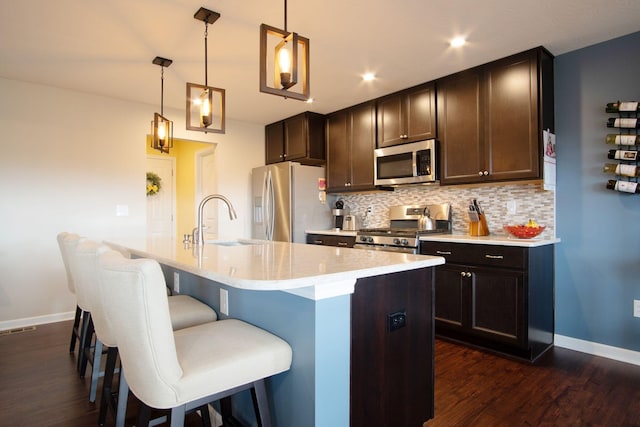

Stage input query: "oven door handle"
[{"left": 353, "top": 243, "right": 417, "bottom": 254}]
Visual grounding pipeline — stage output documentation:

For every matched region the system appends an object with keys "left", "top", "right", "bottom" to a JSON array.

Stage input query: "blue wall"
[{"left": 555, "top": 31, "right": 640, "bottom": 351}]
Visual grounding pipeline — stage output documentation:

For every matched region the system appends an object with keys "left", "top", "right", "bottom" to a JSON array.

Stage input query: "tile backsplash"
[{"left": 332, "top": 182, "right": 555, "bottom": 237}]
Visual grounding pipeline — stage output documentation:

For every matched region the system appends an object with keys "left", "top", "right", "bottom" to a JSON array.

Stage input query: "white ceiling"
[{"left": 1, "top": 0, "right": 638, "bottom": 125}]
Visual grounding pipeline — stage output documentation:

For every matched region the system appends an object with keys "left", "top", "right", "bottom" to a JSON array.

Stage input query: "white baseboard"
[
  {"left": 0, "top": 311, "right": 75, "bottom": 332},
  {"left": 555, "top": 334, "right": 640, "bottom": 366}
]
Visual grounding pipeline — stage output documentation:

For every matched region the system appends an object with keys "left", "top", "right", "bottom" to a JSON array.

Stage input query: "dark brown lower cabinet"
[
  {"left": 351, "top": 268, "right": 434, "bottom": 427},
  {"left": 421, "top": 241, "right": 554, "bottom": 362},
  {"left": 305, "top": 233, "right": 355, "bottom": 248}
]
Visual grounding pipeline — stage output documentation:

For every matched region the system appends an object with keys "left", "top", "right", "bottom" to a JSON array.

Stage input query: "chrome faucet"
[{"left": 193, "top": 194, "right": 238, "bottom": 244}]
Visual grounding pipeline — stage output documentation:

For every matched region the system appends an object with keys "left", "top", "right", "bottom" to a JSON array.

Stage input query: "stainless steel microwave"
[{"left": 374, "top": 139, "right": 437, "bottom": 186}]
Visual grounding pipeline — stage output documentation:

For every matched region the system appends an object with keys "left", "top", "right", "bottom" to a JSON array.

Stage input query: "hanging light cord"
[
  {"left": 160, "top": 66, "right": 165, "bottom": 116},
  {"left": 204, "top": 23, "right": 209, "bottom": 86},
  {"left": 283, "top": 0, "right": 288, "bottom": 32}
]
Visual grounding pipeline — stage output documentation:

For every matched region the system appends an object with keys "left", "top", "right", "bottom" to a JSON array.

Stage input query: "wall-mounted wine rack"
[{"left": 604, "top": 101, "right": 639, "bottom": 194}]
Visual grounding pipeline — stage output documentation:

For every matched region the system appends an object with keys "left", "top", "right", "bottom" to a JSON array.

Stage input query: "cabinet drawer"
[
  {"left": 306, "top": 234, "right": 355, "bottom": 248},
  {"left": 421, "top": 241, "right": 526, "bottom": 270}
]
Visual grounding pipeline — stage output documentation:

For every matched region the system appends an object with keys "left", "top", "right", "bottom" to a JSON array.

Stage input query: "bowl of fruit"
[{"left": 504, "top": 219, "right": 546, "bottom": 239}]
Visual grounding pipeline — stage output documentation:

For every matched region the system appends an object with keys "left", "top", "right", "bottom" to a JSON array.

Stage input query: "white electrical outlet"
[
  {"left": 173, "top": 272, "right": 180, "bottom": 294},
  {"left": 506, "top": 200, "right": 517, "bottom": 214},
  {"left": 220, "top": 288, "right": 229, "bottom": 316},
  {"left": 634, "top": 299, "right": 640, "bottom": 318}
]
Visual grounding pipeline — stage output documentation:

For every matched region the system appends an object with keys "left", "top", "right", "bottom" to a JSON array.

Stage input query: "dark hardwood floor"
[
  {"left": 425, "top": 339, "right": 640, "bottom": 427},
  {"left": 1, "top": 320, "right": 639, "bottom": 426}
]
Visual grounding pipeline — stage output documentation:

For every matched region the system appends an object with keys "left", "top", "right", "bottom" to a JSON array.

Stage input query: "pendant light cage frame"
[
  {"left": 259, "top": 23, "right": 310, "bottom": 101},
  {"left": 186, "top": 7, "right": 226, "bottom": 134},
  {"left": 151, "top": 56, "right": 174, "bottom": 154}
]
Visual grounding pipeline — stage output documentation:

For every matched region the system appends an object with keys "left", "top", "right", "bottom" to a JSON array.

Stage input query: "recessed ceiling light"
[
  {"left": 450, "top": 36, "right": 466, "bottom": 48},
  {"left": 362, "top": 72, "right": 375, "bottom": 82}
]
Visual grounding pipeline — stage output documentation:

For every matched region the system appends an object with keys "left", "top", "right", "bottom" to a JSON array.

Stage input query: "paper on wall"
[{"left": 543, "top": 129, "right": 556, "bottom": 191}]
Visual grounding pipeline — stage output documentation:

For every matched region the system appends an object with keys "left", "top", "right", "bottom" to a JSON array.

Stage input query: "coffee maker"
[{"left": 332, "top": 200, "right": 346, "bottom": 230}]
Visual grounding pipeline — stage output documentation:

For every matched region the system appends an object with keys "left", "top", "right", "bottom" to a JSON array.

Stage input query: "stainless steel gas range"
[{"left": 354, "top": 204, "right": 452, "bottom": 254}]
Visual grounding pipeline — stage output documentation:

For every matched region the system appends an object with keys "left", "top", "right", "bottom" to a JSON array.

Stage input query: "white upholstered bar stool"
[
  {"left": 57, "top": 232, "right": 94, "bottom": 374},
  {"left": 96, "top": 250, "right": 293, "bottom": 427},
  {"left": 56, "top": 232, "right": 84, "bottom": 355},
  {"left": 72, "top": 240, "right": 220, "bottom": 426}
]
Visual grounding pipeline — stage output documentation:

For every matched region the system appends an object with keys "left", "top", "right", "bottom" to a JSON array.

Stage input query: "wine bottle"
[
  {"left": 606, "top": 179, "right": 640, "bottom": 194},
  {"left": 603, "top": 163, "right": 640, "bottom": 177},
  {"left": 607, "top": 149, "right": 639, "bottom": 161},
  {"left": 607, "top": 118, "right": 639, "bottom": 128},
  {"left": 606, "top": 101, "right": 640, "bottom": 113},
  {"left": 605, "top": 134, "right": 640, "bottom": 145}
]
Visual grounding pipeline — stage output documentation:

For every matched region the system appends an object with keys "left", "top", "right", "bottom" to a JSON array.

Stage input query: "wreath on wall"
[{"left": 146, "top": 172, "right": 162, "bottom": 196}]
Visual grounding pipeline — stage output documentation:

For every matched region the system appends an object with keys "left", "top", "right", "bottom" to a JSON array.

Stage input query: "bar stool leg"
[
  {"left": 115, "top": 367, "right": 128, "bottom": 427},
  {"left": 99, "top": 346, "right": 118, "bottom": 426},
  {"left": 252, "top": 380, "right": 271, "bottom": 427},
  {"left": 69, "top": 305, "right": 82, "bottom": 353},
  {"left": 77, "top": 312, "right": 92, "bottom": 374}
]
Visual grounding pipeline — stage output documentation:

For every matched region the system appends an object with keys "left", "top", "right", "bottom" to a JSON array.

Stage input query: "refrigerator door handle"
[
  {"left": 261, "top": 170, "right": 270, "bottom": 240},
  {"left": 267, "top": 170, "right": 275, "bottom": 240}
]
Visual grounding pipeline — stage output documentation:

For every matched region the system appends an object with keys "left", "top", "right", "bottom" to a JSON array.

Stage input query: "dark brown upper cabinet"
[
  {"left": 265, "top": 111, "right": 326, "bottom": 165},
  {"left": 376, "top": 82, "right": 436, "bottom": 148},
  {"left": 326, "top": 101, "right": 377, "bottom": 192},
  {"left": 437, "top": 47, "right": 554, "bottom": 185}
]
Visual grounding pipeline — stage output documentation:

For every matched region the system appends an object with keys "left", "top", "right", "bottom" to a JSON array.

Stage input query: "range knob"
[
  {"left": 360, "top": 236, "right": 368, "bottom": 242},
  {"left": 400, "top": 239, "right": 409, "bottom": 246},
  {"left": 393, "top": 238, "right": 401, "bottom": 245},
  {"left": 367, "top": 237, "right": 374, "bottom": 243}
]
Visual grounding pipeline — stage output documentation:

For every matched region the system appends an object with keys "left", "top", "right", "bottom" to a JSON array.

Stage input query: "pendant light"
[
  {"left": 186, "top": 7, "right": 226, "bottom": 134},
  {"left": 151, "top": 56, "right": 173, "bottom": 154},
  {"left": 259, "top": 0, "right": 310, "bottom": 101}
]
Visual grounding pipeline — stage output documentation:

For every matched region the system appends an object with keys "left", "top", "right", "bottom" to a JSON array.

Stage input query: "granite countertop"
[
  {"left": 106, "top": 237, "right": 444, "bottom": 300},
  {"left": 419, "top": 233, "right": 561, "bottom": 247}
]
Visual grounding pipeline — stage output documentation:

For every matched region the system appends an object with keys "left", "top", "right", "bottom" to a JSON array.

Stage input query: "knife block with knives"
[{"left": 468, "top": 199, "right": 490, "bottom": 236}]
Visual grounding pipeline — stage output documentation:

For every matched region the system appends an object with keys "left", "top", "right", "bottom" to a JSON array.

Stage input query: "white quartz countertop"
[
  {"left": 106, "top": 237, "right": 444, "bottom": 300},
  {"left": 419, "top": 233, "right": 560, "bottom": 247}
]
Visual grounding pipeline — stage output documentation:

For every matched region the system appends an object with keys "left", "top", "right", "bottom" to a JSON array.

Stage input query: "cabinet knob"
[
  {"left": 460, "top": 271, "right": 471, "bottom": 277},
  {"left": 483, "top": 170, "right": 489, "bottom": 176},
  {"left": 478, "top": 171, "right": 483, "bottom": 176},
  {"left": 466, "top": 272, "right": 472, "bottom": 277}
]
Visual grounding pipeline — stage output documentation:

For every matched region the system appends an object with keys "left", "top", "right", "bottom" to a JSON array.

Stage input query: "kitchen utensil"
[
  {"left": 468, "top": 203, "right": 480, "bottom": 222},
  {"left": 419, "top": 207, "right": 436, "bottom": 231},
  {"left": 343, "top": 214, "right": 360, "bottom": 231}
]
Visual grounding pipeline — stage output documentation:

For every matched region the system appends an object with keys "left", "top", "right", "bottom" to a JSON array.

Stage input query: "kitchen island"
[{"left": 106, "top": 237, "right": 444, "bottom": 427}]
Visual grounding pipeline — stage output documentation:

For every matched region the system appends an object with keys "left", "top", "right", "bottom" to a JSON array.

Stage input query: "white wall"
[{"left": 0, "top": 77, "right": 264, "bottom": 326}]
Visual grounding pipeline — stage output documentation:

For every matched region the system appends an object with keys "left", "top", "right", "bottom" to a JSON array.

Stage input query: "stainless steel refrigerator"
[{"left": 252, "top": 162, "right": 332, "bottom": 243}]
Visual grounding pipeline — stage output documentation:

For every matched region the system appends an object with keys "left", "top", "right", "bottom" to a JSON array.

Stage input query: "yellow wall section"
[{"left": 146, "top": 136, "right": 214, "bottom": 237}]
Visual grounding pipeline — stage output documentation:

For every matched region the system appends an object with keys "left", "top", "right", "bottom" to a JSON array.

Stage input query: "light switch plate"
[
  {"left": 220, "top": 289, "right": 229, "bottom": 316},
  {"left": 634, "top": 299, "right": 640, "bottom": 318},
  {"left": 173, "top": 272, "right": 180, "bottom": 293},
  {"left": 115, "top": 204, "right": 129, "bottom": 217}
]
